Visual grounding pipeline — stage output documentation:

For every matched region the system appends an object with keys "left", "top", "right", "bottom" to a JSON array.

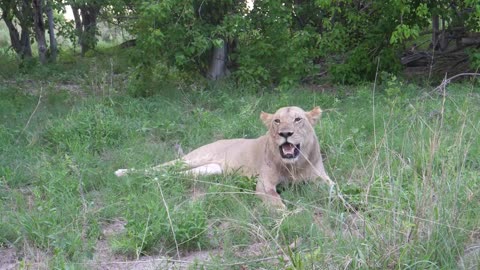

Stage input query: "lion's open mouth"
[{"left": 279, "top": 143, "right": 300, "bottom": 159}]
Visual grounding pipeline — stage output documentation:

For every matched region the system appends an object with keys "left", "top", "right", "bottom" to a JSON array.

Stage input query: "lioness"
[{"left": 115, "top": 106, "right": 335, "bottom": 208}]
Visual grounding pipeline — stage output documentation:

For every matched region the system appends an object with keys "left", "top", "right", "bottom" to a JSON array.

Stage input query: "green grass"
[{"left": 0, "top": 54, "right": 479, "bottom": 269}]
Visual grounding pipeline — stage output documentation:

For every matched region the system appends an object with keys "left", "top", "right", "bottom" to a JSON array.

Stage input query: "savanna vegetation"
[{"left": 1, "top": 0, "right": 479, "bottom": 269}]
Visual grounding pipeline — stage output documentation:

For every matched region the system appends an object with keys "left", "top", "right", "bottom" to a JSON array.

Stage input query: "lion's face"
[{"left": 261, "top": 106, "right": 322, "bottom": 164}]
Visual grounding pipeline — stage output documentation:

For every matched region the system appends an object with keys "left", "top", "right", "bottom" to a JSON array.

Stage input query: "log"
[
  {"left": 401, "top": 52, "right": 431, "bottom": 65},
  {"left": 461, "top": 37, "right": 480, "bottom": 45}
]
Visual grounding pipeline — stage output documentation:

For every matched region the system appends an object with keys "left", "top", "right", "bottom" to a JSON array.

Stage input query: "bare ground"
[
  {"left": 0, "top": 218, "right": 272, "bottom": 270},
  {"left": 84, "top": 219, "right": 222, "bottom": 270},
  {"left": 0, "top": 243, "right": 50, "bottom": 270}
]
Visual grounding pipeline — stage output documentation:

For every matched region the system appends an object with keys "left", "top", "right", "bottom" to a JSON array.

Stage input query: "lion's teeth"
[{"left": 282, "top": 144, "right": 295, "bottom": 154}]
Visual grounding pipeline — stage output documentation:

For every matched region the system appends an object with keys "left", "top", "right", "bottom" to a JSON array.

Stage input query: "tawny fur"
[{"left": 115, "top": 106, "right": 334, "bottom": 208}]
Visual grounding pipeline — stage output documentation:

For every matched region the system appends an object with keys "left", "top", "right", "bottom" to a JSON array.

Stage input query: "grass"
[{"left": 0, "top": 50, "right": 479, "bottom": 269}]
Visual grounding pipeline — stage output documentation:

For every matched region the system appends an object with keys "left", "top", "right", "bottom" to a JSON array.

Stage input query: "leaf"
[{"left": 212, "top": 38, "right": 224, "bottom": 48}]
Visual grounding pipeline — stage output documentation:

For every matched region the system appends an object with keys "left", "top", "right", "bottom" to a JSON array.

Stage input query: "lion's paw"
[{"left": 114, "top": 169, "right": 129, "bottom": 177}]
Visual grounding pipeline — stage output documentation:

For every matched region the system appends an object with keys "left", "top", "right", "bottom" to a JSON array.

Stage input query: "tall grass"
[{"left": 0, "top": 60, "right": 478, "bottom": 269}]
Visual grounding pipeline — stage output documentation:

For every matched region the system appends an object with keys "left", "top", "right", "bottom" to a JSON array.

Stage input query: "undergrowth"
[{"left": 0, "top": 61, "right": 479, "bottom": 269}]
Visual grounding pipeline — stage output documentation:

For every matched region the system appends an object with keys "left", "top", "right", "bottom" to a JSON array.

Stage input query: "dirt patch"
[
  {"left": 458, "top": 244, "right": 480, "bottom": 270},
  {"left": 3, "top": 80, "right": 84, "bottom": 97},
  {"left": 85, "top": 218, "right": 223, "bottom": 270},
  {"left": 0, "top": 247, "right": 16, "bottom": 270},
  {"left": 86, "top": 244, "right": 222, "bottom": 270},
  {"left": 0, "top": 244, "right": 50, "bottom": 270},
  {"left": 0, "top": 218, "right": 283, "bottom": 269},
  {"left": 458, "top": 230, "right": 480, "bottom": 270},
  {"left": 233, "top": 242, "right": 269, "bottom": 258},
  {"left": 314, "top": 209, "right": 364, "bottom": 239}
]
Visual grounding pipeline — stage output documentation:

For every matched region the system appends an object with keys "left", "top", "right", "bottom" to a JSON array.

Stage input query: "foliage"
[
  {"left": 54, "top": 12, "right": 77, "bottom": 47},
  {"left": 2, "top": 61, "right": 480, "bottom": 267},
  {"left": 126, "top": 0, "right": 244, "bottom": 95},
  {"left": 2, "top": 0, "right": 479, "bottom": 86},
  {"left": 0, "top": 48, "right": 19, "bottom": 78},
  {"left": 467, "top": 48, "right": 480, "bottom": 70},
  {"left": 234, "top": 0, "right": 321, "bottom": 88},
  {"left": 126, "top": 0, "right": 480, "bottom": 87}
]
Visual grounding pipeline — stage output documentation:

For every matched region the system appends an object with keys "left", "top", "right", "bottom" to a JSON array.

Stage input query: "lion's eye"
[
  {"left": 274, "top": 119, "right": 280, "bottom": 124},
  {"left": 294, "top": 117, "right": 302, "bottom": 122}
]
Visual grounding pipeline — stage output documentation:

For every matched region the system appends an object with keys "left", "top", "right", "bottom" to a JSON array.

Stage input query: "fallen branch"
[{"left": 433, "top": 72, "right": 480, "bottom": 95}]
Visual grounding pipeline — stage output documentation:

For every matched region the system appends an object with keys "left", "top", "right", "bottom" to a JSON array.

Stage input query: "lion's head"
[{"left": 260, "top": 106, "right": 322, "bottom": 164}]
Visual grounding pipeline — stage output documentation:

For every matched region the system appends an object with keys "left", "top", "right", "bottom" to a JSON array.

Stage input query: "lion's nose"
[{"left": 279, "top": 131, "right": 294, "bottom": 138}]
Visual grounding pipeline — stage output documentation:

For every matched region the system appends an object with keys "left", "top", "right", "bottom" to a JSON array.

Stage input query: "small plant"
[
  {"left": 0, "top": 49, "right": 19, "bottom": 78},
  {"left": 467, "top": 48, "right": 480, "bottom": 70},
  {"left": 44, "top": 103, "right": 126, "bottom": 153}
]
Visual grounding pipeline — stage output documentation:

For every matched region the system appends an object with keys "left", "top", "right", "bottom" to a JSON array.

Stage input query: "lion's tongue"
[{"left": 282, "top": 143, "right": 295, "bottom": 155}]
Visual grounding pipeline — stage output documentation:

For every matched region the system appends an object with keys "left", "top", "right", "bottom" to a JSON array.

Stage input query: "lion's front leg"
[
  {"left": 255, "top": 175, "right": 285, "bottom": 209},
  {"left": 313, "top": 159, "right": 335, "bottom": 187}
]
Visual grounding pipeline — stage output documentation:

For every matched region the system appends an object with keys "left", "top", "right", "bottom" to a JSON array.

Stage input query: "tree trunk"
[
  {"left": 20, "top": 28, "right": 32, "bottom": 58},
  {"left": 71, "top": 4, "right": 99, "bottom": 56},
  {"left": 2, "top": 0, "right": 32, "bottom": 58},
  {"left": 32, "top": 0, "right": 48, "bottom": 64},
  {"left": 432, "top": 15, "right": 439, "bottom": 50},
  {"left": 3, "top": 18, "right": 22, "bottom": 54},
  {"left": 46, "top": 2, "right": 57, "bottom": 62},
  {"left": 18, "top": 0, "right": 33, "bottom": 58},
  {"left": 439, "top": 18, "right": 448, "bottom": 51},
  {"left": 207, "top": 40, "right": 228, "bottom": 80},
  {"left": 71, "top": 5, "right": 82, "bottom": 52},
  {"left": 80, "top": 5, "right": 99, "bottom": 56}
]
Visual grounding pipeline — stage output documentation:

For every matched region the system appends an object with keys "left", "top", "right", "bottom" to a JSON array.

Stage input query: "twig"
[
  {"left": 428, "top": 42, "right": 436, "bottom": 80},
  {"left": 372, "top": 56, "right": 380, "bottom": 150},
  {"left": 432, "top": 73, "right": 480, "bottom": 96},
  {"left": 16, "top": 87, "right": 43, "bottom": 144}
]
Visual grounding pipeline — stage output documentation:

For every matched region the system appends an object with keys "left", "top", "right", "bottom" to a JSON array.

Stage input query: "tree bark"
[
  {"left": 2, "top": 0, "right": 32, "bottom": 58},
  {"left": 46, "top": 1, "right": 57, "bottom": 62},
  {"left": 71, "top": 4, "right": 99, "bottom": 56},
  {"left": 439, "top": 18, "right": 448, "bottom": 51},
  {"left": 80, "top": 5, "right": 99, "bottom": 56},
  {"left": 71, "top": 5, "right": 83, "bottom": 52},
  {"left": 18, "top": 0, "right": 33, "bottom": 58},
  {"left": 32, "top": 0, "right": 48, "bottom": 64},
  {"left": 432, "top": 15, "right": 439, "bottom": 50},
  {"left": 3, "top": 18, "right": 22, "bottom": 53},
  {"left": 207, "top": 39, "right": 228, "bottom": 80},
  {"left": 20, "top": 28, "right": 32, "bottom": 58}
]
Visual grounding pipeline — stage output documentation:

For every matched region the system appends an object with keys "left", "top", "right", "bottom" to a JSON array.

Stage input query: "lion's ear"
[
  {"left": 260, "top": 111, "right": 273, "bottom": 127},
  {"left": 306, "top": 106, "right": 322, "bottom": 125}
]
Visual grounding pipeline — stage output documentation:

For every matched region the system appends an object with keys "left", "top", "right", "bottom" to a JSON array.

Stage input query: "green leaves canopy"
[{"left": 126, "top": 0, "right": 480, "bottom": 88}]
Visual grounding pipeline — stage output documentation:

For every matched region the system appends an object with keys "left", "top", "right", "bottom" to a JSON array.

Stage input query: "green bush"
[
  {"left": 233, "top": 1, "right": 321, "bottom": 89},
  {"left": 0, "top": 49, "right": 19, "bottom": 78},
  {"left": 467, "top": 48, "right": 480, "bottom": 70},
  {"left": 329, "top": 45, "right": 401, "bottom": 84}
]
